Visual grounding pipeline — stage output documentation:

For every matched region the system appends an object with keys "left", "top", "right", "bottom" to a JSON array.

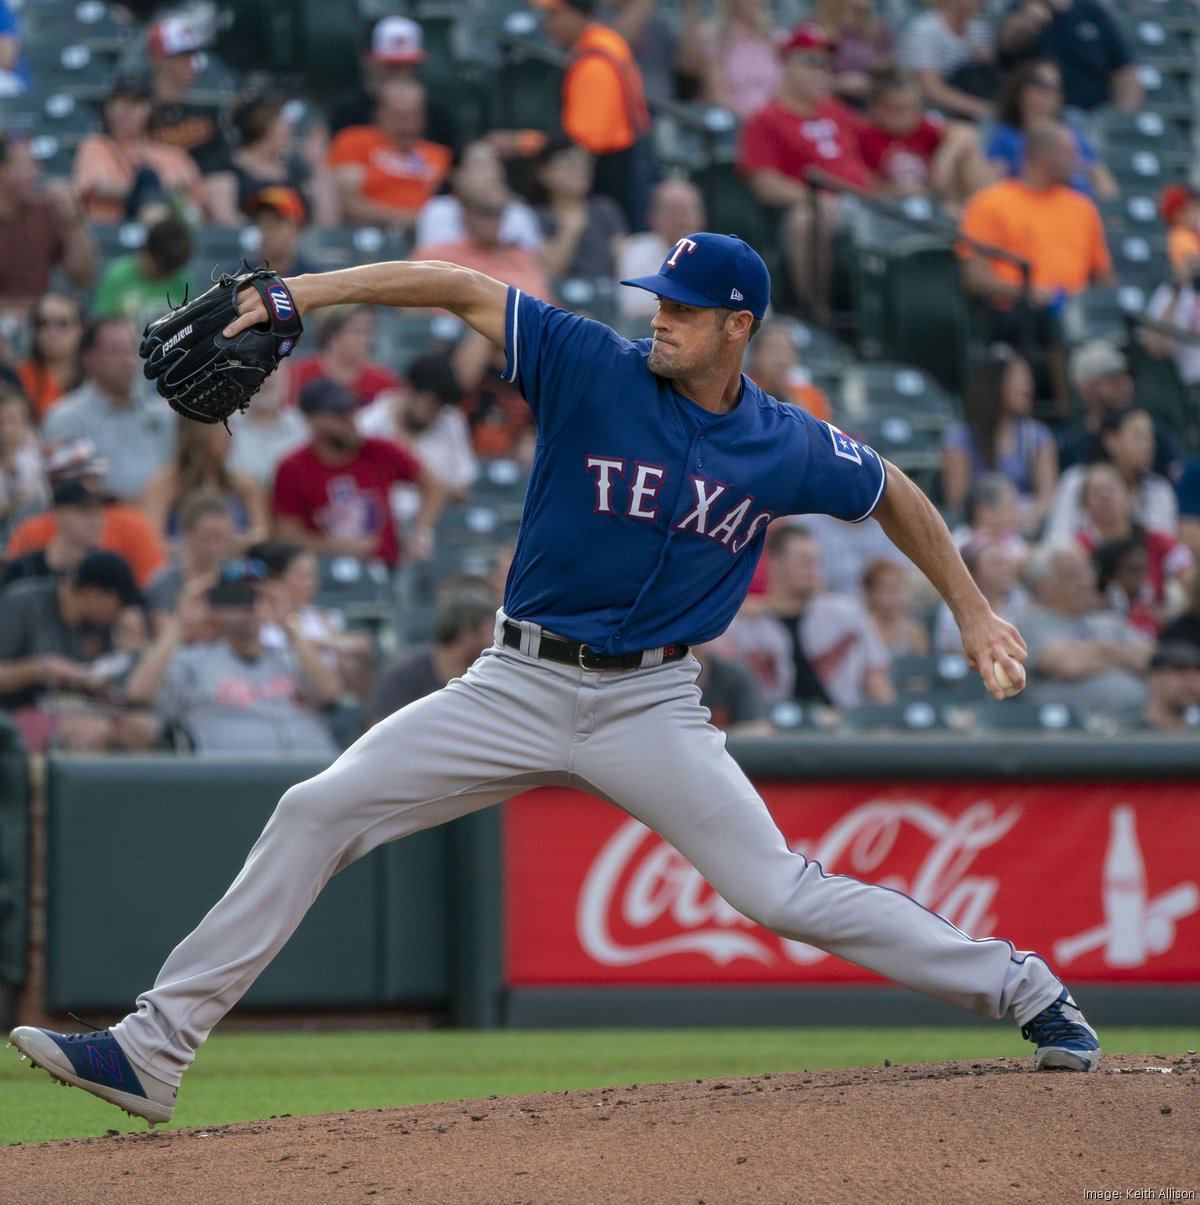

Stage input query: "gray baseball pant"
[{"left": 114, "top": 613, "right": 1063, "bottom": 1084}]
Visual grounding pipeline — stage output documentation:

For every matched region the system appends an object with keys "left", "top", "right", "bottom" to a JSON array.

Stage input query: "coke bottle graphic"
[{"left": 1103, "top": 805, "right": 1147, "bottom": 967}]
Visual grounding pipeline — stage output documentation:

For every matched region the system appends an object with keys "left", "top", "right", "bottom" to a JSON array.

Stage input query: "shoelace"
[{"left": 1022, "top": 1000, "right": 1087, "bottom": 1043}]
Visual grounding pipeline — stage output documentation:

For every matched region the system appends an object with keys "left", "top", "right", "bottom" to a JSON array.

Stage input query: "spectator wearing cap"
[
  {"left": 225, "top": 92, "right": 339, "bottom": 228},
  {"left": 244, "top": 187, "right": 319, "bottom": 278},
  {"left": 0, "top": 469, "right": 99, "bottom": 590},
  {"left": 145, "top": 15, "right": 240, "bottom": 226},
  {"left": 126, "top": 558, "right": 340, "bottom": 755},
  {"left": 272, "top": 379, "right": 448, "bottom": 568},
  {"left": 1045, "top": 405, "right": 1179, "bottom": 543},
  {"left": 616, "top": 179, "right": 706, "bottom": 320},
  {"left": 0, "top": 0, "right": 32, "bottom": 97},
  {"left": 531, "top": 135, "right": 628, "bottom": 282},
  {"left": 0, "top": 134, "right": 96, "bottom": 321},
  {"left": 0, "top": 370, "right": 48, "bottom": 534},
  {"left": 284, "top": 306, "right": 400, "bottom": 411},
  {"left": 73, "top": 74, "right": 205, "bottom": 225},
  {"left": 997, "top": 0, "right": 1142, "bottom": 115},
  {"left": 93, "top": 209, "right": 195, "bottom": 327},
  {"left": 327, "top": 77, "right": 452, "bottom": 233},
  {"left": 1019, "top": 540, "right": 1151, "bottom": 714},
  {"left": 144, "top": 492, "right": 238, "bottom": 633},
  {"left": 367, "top": 577, "right": 499, "bottom": 725},
  {"left": 899, "top": 0, "right": 998, "bottom": 122},
  {"left": 1143, "top": 186, "right": 1200, "bottom": 392},
  {"left": 737, "top": 24, "right": 875, "bottom": 325},
  {"left": 958, "top": 119, "right": 1114, "bottom": 418},
  {"left": 534, "top": 0, "right": 656, "bottom": 232},
  {"left": 357, "top": 352, "right": 479, "bottom": 502},
  {"left": 329, "top": 15, "right": 460, "bottom": 152},
  {"left": 42, "top": 317, "right": 176, "bottom": 500},
  {"left": 415, "top": 140, "right": 543, "bottom": 258},
  {"left": 5, "top": 439, "right": 166, "bottom": 588},
  {"left": 1139, "top": 641, "right": 1200, "bottom": 731},
  {"left": 1057, "top": 339, "right": 1180, "bottom": 478},
  {"left": 413, "top": 177, "right": 554, "bottom": 302},
  {"left": 0, "top": 549, "right": 158, "bottom": 752},
  {"left": 18, "top": 291, "right": 85, "bottom": 421}
]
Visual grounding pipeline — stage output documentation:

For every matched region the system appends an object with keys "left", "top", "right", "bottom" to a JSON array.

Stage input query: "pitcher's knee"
[{"left": 274, "top": 777, "right": 332, "bottom": 833}]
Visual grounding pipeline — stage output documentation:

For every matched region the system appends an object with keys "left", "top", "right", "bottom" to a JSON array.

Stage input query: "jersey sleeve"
[
  {"left": 500, "top": 286, "right": 630, "bottom": 441},
  {"left": 790, "top": 413, "right": 889, "bottom": 523}
]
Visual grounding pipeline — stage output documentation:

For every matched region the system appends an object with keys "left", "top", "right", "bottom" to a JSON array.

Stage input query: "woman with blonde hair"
[
  {"left": 141, "top": 419, "right": 268, "bottom": 549},
  {"left": 812, "top": 0, "right": 895, "bottom": 108}
]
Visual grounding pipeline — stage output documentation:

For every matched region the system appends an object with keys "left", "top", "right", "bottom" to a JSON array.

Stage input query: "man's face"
[
  {"left": 56, "top": 501, "right": 105, "bottom": 549},
  {"left": 188, "top": 513, "right": 236, "bottom": 570},
  {"left": 308, "top": 410, "right": 362, "bottom": 455},
  {"left": 748, "top": 327, "right": 796, "bottom": 385},
  {"left": 1082, "top": 467, "right": 1131, "bottom": 529},
  {"left": 255, "top": 210, "right": 299, "bottom": 263},
  {"left": 540, "top": 7, "right": 582, "bottom": 48},
  {"left": 76, "top": 586, "right": 124, "bottom": 630},
  {"left": 973, "top": 543, "right": 1019, "bottom": 598},
  {"left": 0, "top": 140, "right": 41, "bottom": 204},
  {"left": 213, "top": 601, "right": 260, "bottom": 644},
  {"left": 770, "top": 536, "right": 822, "bottom": 597},
  {"left": 461, "top": 193, "right": 507, "bottom": 250},
  {"left": 85, "top": 322, "right": 139, "bottom": 397},
  {"left": 648, "top": 300, "right": 731, "bottom": 379},
  {"left": 1044, "top": 548, "right": 1097, "bottom": 616},
  {"left": 782, "top": 50, "right": 832, "bottom": 101},
  {"left": 1043, "top": 128, "right": 1079, "bottom": 185},
  {"left": 377, "top": 82, "right": 425, "bottom": 145},
  {"left": 1083, "top": 366, "right": 1133, "bottom": 412},
  {"left": 403, "top": 388, "right": 441, "bottom": 433},
  {"left": 650, "top": 184, "right": 704, "bottom": 245},
  {"left": 870, "top": 87, "right": 922, "bottom": 137},
  {"left": 152, "top": 52, "right": 198, "bottom": 94}
]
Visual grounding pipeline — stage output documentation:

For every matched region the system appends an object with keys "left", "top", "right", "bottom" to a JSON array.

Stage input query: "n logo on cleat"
[{"left": 87, "top": 1044, "right": 124, "bottom": 1083}]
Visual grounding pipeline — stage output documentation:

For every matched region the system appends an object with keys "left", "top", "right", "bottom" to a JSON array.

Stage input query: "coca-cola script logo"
[{"left": 576, "top": 800, "right": 1021, "bottom": 968}]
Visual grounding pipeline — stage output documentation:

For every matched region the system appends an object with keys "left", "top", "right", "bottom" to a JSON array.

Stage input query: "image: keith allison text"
[{"left": 1084, "top": 1191, "right": 1196, "bottom": 1201}]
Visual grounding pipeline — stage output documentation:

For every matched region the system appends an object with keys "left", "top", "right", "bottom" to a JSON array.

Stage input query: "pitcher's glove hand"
[{"left": 139, "top": 268, "right": 303, "bottom": 425}]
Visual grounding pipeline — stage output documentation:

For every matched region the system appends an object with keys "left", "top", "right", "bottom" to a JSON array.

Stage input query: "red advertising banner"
[{"left": 502, "top": 783, "right": 1200, "bottom": 986}]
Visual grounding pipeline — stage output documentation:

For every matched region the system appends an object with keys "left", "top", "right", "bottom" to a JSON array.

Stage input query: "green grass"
[{"left": 2, "top": 1027, "right": 1195, "bottom": 1146}]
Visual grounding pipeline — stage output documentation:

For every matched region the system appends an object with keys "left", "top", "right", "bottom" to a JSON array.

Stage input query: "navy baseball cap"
[{"left": 621, "top": 233, "right": 770, "bottom": 319}]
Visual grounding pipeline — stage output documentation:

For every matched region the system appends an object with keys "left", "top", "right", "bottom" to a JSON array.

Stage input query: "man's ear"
[{"left": 725, "top": 310, "right": 755, "bottom": 340}]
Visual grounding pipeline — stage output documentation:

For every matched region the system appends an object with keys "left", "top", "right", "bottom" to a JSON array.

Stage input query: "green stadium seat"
[
  {"left": 1093, "top": 109, "right": 1193, "bottom": 172},
  {"left": 1134, "top": 351, "right": 1199, "bottom": 451}
]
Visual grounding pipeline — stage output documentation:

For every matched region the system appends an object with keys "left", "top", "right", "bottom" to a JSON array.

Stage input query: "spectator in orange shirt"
[
  {"left": 17, "top": 291, "right": 85, "bottom": 421},
  {"left": 746, "top": 320, "right": 832, "bottom": 423},
  {"left": 958, "top": 119, "right": 1114, "bottom": 416},
  {"left": 534, "top": 0, "right": 655, "bottom": 231},
  {"left": 327, "top": 77, "right": 452, "bottom": 233},
  {"left": 414, "top": 179, "right": 554, "bottom": 302},
  {"left": 5, "top": 440, "right": 166, "bottom": 587}
]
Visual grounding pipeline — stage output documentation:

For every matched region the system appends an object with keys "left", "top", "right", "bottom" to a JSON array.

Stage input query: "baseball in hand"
[{"left": 993, "top": 659, "right": 1023, "bottom": 691}]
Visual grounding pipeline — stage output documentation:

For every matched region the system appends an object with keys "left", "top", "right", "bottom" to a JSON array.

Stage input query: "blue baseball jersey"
[{"left": 500, "top": 288, "right": 888, "bottom": 653}]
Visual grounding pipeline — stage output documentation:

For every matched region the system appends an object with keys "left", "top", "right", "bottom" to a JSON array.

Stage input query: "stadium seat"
[
  {"left": 838, "top": 700, "right": 958, "bottom": 733},
  {"left": 315, "top": 556, "right": 395, "bottom": 631},
  {"left": 1060, "top": 287, "right": 1139, "bottom": 345},
  {"left": 1106, "top": 147, "right": 1168, "bottom": 191},
  {"left": 1093, "top": 110, "right": 1193, "bottom": 172},
  {"left": 1136, "top": 65, "right": 1194, "bottom": 122},
  {"left": 835, "top": 361, "right": 959, "bottom": 428},
  {"left": 970, "top": 700, "right": 1086, "bottom": 732},
  {"left": 1133, "top": 352, "right": 1199, "bottom": 451}
]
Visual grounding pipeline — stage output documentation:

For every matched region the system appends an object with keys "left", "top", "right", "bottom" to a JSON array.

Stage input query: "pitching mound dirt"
[{"left": 2, "top": 1054, "right": 1196, "bottom": 1203}]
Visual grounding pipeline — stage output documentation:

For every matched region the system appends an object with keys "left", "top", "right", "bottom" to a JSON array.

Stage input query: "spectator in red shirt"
[
  {"left": 285, "top": 306, "right": 400, "bottom": 410},
  {"left": 272, "top": 380, "right": 448, "bottom": 568},
  {"left": 856, "top": 69, "right": 993, "bottom": 210},
  {"left": 737, "top": 24, "right": 873, "bottom": 324}
]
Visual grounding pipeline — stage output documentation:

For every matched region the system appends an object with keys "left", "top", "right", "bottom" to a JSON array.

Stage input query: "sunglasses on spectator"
[
  {"left": 465, "top": 203, "right": 505, "bottom": 218},
  {"left": 219, "top": 558, "right": 269, "bottom": 584},
  {"left": 36, "top": 314, "right": 78, "bottom": 328}
]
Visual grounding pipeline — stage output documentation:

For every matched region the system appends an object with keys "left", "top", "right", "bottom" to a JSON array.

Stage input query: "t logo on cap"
[{"left": 666, "top": 237, "right": 699, "bottom": 269}]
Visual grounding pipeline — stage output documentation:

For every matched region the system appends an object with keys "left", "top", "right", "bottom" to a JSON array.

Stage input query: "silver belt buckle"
[{"left": 578, "top": 643, "right": 590, "bottom": 670}]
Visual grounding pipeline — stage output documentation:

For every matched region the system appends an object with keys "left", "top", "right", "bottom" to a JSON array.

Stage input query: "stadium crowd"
[{"left": 0, "top": 0, "right": 1198, "bottom": 755}]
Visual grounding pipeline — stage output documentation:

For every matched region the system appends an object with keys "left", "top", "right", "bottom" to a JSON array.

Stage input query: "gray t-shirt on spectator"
[
  {"left": 1021, "top": 603, "right": 1149, "bottom": 712},
  {"left": 146, "top": 560, "right": 185, "bottom": 616},
  {"left": 41, "top": 382, "right": 176, "bottom": 501},
  {"left": 158, "top": 641, "right": 337, "bottom": 755},
  {"left": 367, "top": 645, "right": 443, "bottom": 726}
]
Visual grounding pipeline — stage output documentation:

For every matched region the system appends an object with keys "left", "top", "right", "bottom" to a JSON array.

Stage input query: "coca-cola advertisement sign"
[{"left": 502, "top": 783, "right": 1200, "bottom": 985}]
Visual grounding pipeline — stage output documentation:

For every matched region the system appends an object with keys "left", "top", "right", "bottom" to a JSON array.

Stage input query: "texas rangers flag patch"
[
  {"left": 825, "top": 422, "right": 863, "bottom": 465},
  {"left": 267, "top": 285, "right": 294, "bottom": 320}
]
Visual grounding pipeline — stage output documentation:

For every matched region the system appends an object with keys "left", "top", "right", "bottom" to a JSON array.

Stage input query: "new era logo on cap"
[{"left": 620, "top": 233, "right": 770, "bottom": 319}]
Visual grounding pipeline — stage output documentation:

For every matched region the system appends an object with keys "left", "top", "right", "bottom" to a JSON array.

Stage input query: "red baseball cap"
[
  {"left": 1159, "top": 182, "right": 1199, "bottom": 226},
  {"left": 783, "top": 23, "right": 833, "bottom": 56}
]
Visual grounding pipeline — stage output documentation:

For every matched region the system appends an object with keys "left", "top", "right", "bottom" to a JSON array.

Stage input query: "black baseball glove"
[{"left": 139, "top": 268, "right": 304, "bottom": 425}]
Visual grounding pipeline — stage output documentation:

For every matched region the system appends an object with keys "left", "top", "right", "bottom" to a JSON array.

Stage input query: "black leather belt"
[{"left": 502, "top": 620, "right": 688, "bottom": 671}]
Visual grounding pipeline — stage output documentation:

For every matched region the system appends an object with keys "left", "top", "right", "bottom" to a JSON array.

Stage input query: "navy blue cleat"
[
  {"left": 7, "top": 1026, "right": 177, "bottom": 1124},
  {"left": 1021, "top": 989, "right": 1102, "bottom": 1072}
]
